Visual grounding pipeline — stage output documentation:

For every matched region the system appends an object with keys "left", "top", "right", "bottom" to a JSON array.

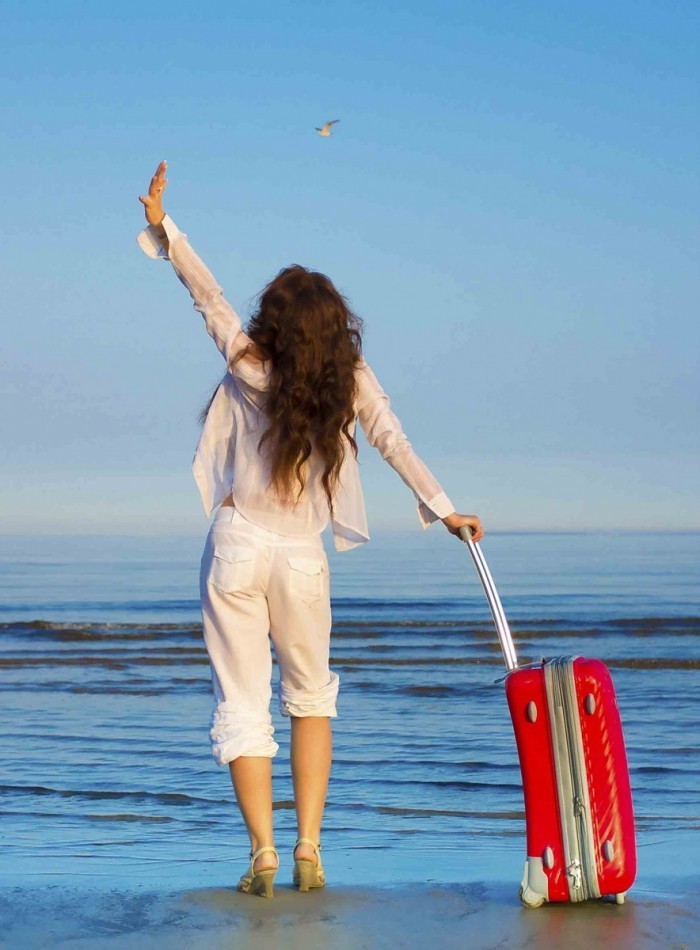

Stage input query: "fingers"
[
  {"left": 147, "top": 160, "right": 168, "bottom": 197},
  {"left": 138, "top": 162, "right": 168, "bottom": 222},
  {"left": 151, "top": 159, "right": 167, "bottom": 181},
  {"left": 149, "top": 176, "right": 167, "bottom": 197},
  {"left": 459, "top": 529, "right": 482, "bottom": 542},
  {"left": 460, "top": 516, "right": 484, "bottom": 543},
  {"left": 153, "top": 159, "right": 167, "bottom": 184},
  {"left": 443, "top": 512, "right": 484, "bottom": 543}
]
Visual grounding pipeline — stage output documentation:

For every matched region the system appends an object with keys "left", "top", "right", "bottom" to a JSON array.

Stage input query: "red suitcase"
[{"left": 460, "top": 527, "right": 637, "bottom": 907}]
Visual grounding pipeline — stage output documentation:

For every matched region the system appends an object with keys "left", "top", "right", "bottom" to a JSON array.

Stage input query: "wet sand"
[{"left": 2, "top": 879, "right": 697, "bottom": 949}]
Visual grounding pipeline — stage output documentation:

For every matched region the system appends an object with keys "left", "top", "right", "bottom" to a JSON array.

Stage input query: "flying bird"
[{"left": 315, "top": 120, "right": 340, "bottom": 137}]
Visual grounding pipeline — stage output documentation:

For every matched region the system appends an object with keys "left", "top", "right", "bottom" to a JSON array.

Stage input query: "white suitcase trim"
[
  {"left": 520, "top": 857, "right": 549, "bottom": 909},
  {"left": 544, "top": 657, "right": 601, "bottom": 901}
]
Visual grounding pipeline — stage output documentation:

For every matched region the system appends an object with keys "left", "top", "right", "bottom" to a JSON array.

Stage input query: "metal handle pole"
[{"left": 459, "top": 526, "right": 519, "bottom": 671}]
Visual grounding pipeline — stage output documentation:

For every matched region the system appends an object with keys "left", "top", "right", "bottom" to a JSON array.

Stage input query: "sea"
[{"left": 1, "top": 529, "right": 698, "bottom": 895}]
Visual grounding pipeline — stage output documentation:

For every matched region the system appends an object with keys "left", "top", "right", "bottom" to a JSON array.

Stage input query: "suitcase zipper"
[
  {"left": 544, "top": 658, "right": 600, "bottom": 901},
  {"left": 557, "top": 659, "right": 600, "bottom": 900}
]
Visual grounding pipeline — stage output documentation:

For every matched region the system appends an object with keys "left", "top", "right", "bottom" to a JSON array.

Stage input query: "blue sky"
[{"left": 2, "top": 0, "right": 698, "bottom": 535}]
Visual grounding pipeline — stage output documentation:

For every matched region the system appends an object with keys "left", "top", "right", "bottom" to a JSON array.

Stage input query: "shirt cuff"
[
  {"left": 135, "top": 213, "right": 184, "bottom": 260},
  {"left": 417, "top": 492, "right": 456, "bottom": 528}
]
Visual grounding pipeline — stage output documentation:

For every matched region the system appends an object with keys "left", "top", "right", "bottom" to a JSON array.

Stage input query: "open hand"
[
  {"left": 138, "top": 160, "right": 168, "bottom": 227},
  {"left": 441, "top": 512, "right": 484, "bottom": 543}
]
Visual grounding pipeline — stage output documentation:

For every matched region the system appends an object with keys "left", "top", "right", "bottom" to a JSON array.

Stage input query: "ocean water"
[{"left": 1, "top": 529, "right": 698, "bottom": 893}]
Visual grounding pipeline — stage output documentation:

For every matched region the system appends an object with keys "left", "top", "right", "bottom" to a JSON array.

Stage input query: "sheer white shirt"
[{"left": 136, "top": 215, "right": 456, "bottom": 551}]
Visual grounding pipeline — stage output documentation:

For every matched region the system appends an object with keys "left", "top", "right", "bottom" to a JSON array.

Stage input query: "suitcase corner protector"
[{"left": 520, "top": 857, "right": 549, "bottom": 909}]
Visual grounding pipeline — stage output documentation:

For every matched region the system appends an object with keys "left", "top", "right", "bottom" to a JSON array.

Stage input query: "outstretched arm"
[
  {"left": 136, "top": 161, "right": 268, "bottom": 389},
  {"left": 355, "top": 360, "right": 483, "bottom": 541}
]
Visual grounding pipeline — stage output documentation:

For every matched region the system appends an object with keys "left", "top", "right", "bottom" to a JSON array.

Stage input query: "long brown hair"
[{"left": 200, "top": 265, "right": 365, "bottom": 517}]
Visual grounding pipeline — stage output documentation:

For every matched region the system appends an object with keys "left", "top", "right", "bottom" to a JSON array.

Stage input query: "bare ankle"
[
  {"left": 251, "top": 845, "right": 279, "bottom": 871},
  {"left": 294, "top": 837, "right": 320, "bottom": 865}
]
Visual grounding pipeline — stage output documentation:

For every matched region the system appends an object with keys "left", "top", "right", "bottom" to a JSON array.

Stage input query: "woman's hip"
[{"left": 201, "top": 504, "right": 327, "bottom": 598}]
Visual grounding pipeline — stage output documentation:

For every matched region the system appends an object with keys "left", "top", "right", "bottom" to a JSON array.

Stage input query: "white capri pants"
[{"left": 200, "top": 505, "right": 339, "bottom": 766}]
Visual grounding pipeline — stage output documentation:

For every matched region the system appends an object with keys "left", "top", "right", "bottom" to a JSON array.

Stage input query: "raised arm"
[
  {"left": 137, "top": 161, "right": 268, "bottom": 390},
  {"left": 355, "top": 359, "right": 483, "bottom": 541}
]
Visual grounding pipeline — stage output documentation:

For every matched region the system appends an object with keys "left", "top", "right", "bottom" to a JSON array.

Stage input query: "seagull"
[{"left": 315, "top": 120, "right": 340, "bottom": 137}]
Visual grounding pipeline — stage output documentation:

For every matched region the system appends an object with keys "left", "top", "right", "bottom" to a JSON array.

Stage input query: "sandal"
[
  {"left": 292, "top": 837, "right": 326, "bottom": 892},
  {"left": 236, "top": 845, "right": 279, "bottom": 898}
]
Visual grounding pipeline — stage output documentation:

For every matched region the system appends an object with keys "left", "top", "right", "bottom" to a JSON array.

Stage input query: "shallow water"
[{"left": 1, "top": 530, "right": 698, "bottom": 890}]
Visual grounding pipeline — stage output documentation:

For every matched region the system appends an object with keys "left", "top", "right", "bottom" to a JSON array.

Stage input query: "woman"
[{"left": 137, "top": 160, "right": 483, "bottom": 898}]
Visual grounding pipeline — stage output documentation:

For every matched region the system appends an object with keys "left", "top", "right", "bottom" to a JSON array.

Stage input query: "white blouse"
[{"left": 136, "top": 215, "right": 456, "bottom": 551}]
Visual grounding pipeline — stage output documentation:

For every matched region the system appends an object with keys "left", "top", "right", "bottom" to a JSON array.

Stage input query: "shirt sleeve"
[
  {"left": 355, "top": 359, "right": 456, "bottom": 528},
  {"left": 135, "top": 215, "right": 269, "bottom": 391}
]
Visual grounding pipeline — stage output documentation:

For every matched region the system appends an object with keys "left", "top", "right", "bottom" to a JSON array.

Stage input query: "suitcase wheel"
[
  {"left": 615, "top": 892, "right": 626, "bottom": 905},
  {"left": 519, "top": 885, "right": 545, "bottom": 909}
]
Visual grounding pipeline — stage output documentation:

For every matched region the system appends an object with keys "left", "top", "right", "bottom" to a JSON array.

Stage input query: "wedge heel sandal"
[
  {"left": 236, "top": 845, "right": 279, "bottom": 898},
  {"left": 293, "top": 837, "right": 326, "bottom": 892}
]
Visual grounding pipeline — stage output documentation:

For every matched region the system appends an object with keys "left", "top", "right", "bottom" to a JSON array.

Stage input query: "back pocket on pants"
[
  {"left": 287, "top": 555, "right": 326, "bottom": 604},
  {"left": 208, "top": 545, "right": 256, "bottom": 594}
]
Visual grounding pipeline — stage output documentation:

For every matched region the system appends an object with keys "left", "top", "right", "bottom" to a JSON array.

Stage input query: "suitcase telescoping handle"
[{"left": 459, "top": 525, "right": 519, "bottom": 671}]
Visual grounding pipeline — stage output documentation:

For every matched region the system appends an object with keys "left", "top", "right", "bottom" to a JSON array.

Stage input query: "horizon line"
[{"left": 1, "top": 527, "right": 699, "bottom": 538}]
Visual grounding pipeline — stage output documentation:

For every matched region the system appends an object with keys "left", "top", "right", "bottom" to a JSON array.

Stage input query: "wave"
[
  {"left": 1, "top": 655, "right": 697, "bottom": 674},
  {"left": 1, "top": 616, "right": 698, "bottom": 638},
  {"left": 332, "top": 657, "right": 700, "bottom": 670},
  {"left": 0, "top": 601, "right": 200, "bottom": 615},
  {"left": 0, "top": 783, "right": 222, "bottom": 806}
]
